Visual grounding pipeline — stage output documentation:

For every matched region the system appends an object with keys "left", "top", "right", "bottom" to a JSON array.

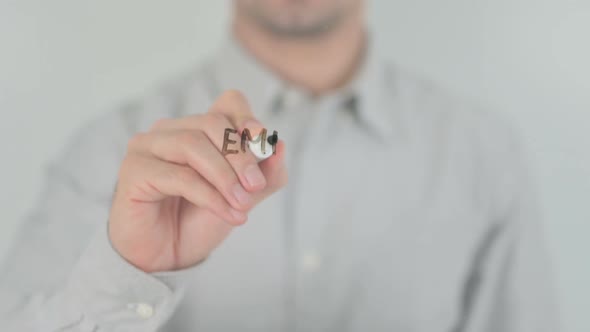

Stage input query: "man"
[{"left": 0, "top": 0, "right": 558, "bottom": 331}]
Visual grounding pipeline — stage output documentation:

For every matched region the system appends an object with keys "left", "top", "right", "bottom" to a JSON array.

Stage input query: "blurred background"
[{"left": 0, "top": 0, "right": 588, "bottom": 330}]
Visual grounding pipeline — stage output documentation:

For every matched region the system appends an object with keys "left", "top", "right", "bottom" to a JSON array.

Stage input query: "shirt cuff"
[{"left": 60, "top": 224, "right": 196, "bottom": 331}]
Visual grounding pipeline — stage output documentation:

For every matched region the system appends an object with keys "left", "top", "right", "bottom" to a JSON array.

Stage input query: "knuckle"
[
  {"left": 126, "top": 133, "right": 147, "bottom": 151},
  {"left": 222, "top": 89, "right": 247, "bottom": 103},
  {"left": 174, "top": 131, "right": 200, "bottom": 148},
  {"left": 204, "top": 111, "right": 228, "bottom": 124},
  {"left": 150, "top": 118, "right": 170, "bottom": 131},
  {"left": 177, "top": 113, "right": 203, "bottom": 127},
  {"left": 188, "top": 113, "right": 206, "bottom": 126},
  {"left": 175, "top": 167, "right": 198, "bottom": 185},
  {"left": 218, "top": 90, "right": 250, "bottom": 110}
]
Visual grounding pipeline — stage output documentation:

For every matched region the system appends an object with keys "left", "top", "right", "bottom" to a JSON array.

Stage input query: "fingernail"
[
  {"left": 229, "top": 208, "right": 247, "bottom": 222},
  {"left": 232, "top": 183, "right": 252, "bottom": 206},
  {"left": 242, "top": 119, "right": 264, "bottom": 133},
  {"left": 244, "top": 164, "right": 266, "bottom": 189}
]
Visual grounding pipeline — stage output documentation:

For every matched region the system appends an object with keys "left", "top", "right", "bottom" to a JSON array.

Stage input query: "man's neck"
[{"left": 232, "top": 9, "right": 366, "bottom": 96}]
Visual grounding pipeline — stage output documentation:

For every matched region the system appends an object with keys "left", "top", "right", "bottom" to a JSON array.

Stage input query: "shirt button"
[
  {"left": 134, "top": 303, "right": 154, "bottom": 319},
  {"left": 301, "top": 252, "right": 322, "bottom": 272}
]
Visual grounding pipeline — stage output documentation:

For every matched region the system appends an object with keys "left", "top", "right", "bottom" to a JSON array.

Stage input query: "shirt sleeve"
[
  {"left": 0, "top": 108, "right": 193, "bottom": 331},
  {"left": 457, "top": 116, "right": 560, "bottom": 332}
]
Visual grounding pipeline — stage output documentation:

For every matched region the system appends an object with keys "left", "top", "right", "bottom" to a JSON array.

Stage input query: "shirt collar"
[
  {"left": 209, "top": 33, "right": 401, "bottom": 141},
  {"left": 338, "top": 34, "right": 401, "bottom": 141}
]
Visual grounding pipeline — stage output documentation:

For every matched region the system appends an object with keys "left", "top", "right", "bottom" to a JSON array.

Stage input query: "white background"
[{"left": 1, "top": 0, "right": 588, "bottom": 330}]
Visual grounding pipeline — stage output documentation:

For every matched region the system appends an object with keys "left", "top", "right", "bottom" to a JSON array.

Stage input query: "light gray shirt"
[{"left": 0, "top": 36, "right": 559, "bottom": 331}]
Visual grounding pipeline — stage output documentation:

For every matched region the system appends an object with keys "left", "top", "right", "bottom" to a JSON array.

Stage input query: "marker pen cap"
[{"left": 248, "top": 132, "right": 278, "bottom": 162}]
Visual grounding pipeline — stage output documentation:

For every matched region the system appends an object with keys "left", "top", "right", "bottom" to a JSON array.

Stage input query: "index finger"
[{"left": 209, "top": 90, "right": 264, "bottom": 133}]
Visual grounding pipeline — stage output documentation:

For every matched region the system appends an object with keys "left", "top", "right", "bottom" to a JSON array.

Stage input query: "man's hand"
[{"left": 107, "top": 90, "right": 288, "bottom": 273}]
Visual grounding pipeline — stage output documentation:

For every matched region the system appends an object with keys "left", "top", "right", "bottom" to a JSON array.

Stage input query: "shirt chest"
[{"left": 174, "top": 106, "right": 489, "bottom": 331}]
